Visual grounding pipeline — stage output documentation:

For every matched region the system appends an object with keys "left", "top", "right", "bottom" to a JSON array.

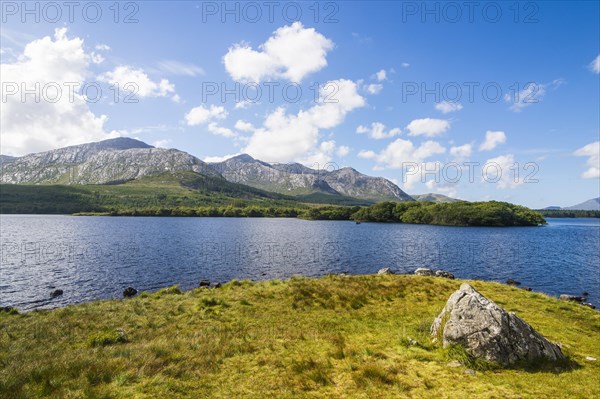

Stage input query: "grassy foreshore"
[{"left": 1, "top": 275, "right": 599, "bottom": 399}]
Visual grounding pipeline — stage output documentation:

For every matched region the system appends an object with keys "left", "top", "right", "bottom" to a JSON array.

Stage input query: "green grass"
[{"left": 1, "top": 275, "right": 598, "bottom": 398}]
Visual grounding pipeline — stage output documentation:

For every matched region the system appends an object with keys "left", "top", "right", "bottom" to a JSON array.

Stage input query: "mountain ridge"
[{"left": 208, "top": 153, "right": 413, "bottom": 202}]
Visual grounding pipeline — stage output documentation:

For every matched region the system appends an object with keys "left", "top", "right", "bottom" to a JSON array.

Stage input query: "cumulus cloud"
[
  {"left": 185, "top": 105, "right": 227, "bottom": 126},
  {"left": 406, "top": 118, "right": 450, "bottom": 137},
  {"left": 450, "top": 143, "right": 473, "bottom": 160},
  {"left": 479, "top": 130, "right": 506, "bottom": 151},
  {"left": 482, "top": 154, "right": 522, "bottom": 189},
  {"left": 589, "top": 55, "right": 600, "bottom": 74},
  {"left": 299, "top": 140, "right": 349, "bottom": 166},
  {"left": 374, "top": 69, "right": 387, "bottom": 81},
  {"left": 361, "top": 138, "right": 445, "bottom": 169},
  {"left": 234, "top": 120, "right": 254, "bottom": 132},
  {"left": 207, "top": 122, "right": 236, "bottom": 138},
  {"left": 336, "top": 145, "right": 350, "bottom": 157},
  {"left": 574, "top": 141, "right": 600, "bottom": 179},
  {"left": 242, "top": 79, "right": 365, "bottom": 163},
  {"left": 0, "top": 28, "right": 118, "bottom": 155},
  {"left": 364, "top": 83, "right": 383, "bottom": 95},
  {"left": 435, "top": 101, "right": 463, "bottom": 114},
  {"left": 356, "top": 122, "right": 401, "bottom": 140},
  {"left": 98, "top": 66, "right": 177, "bottom": 100},
  {"left": 223, "top": 22, "right": 334, "bottom": 83},
  {"left": 504, "top": 79, "right": 564, "bottom": 112}
]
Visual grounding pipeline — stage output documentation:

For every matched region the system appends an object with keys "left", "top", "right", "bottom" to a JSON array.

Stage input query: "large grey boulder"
[{"left": 431, "top": 283, "right": 565, "bottom": 366}]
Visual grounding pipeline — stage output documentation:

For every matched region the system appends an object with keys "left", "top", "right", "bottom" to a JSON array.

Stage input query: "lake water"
[{"left": 1, "top": 215, "right": 599, "bottom": 311}]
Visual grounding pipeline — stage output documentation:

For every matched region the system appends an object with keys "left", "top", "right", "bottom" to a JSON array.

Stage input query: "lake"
[{"left": 1, "top": 215, "right": 598, "bottom": 311}]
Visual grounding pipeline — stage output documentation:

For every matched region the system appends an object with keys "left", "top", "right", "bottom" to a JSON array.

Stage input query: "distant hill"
[
  {"left": 564, "top": 198, "right": 600, "bottom": 211},
  {"left": 410, "top": 193, "right": 461, "bottom": 203}
]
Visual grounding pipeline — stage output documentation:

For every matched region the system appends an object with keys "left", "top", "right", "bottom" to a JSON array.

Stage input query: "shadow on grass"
[{"left": 445, "top": 344, "right": 582, "bottom": 374}]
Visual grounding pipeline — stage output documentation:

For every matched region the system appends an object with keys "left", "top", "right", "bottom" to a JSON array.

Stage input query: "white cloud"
[
  {"left": 504, "top": 79, "right": 564, "bottom": 112},
  {"left": 375, "top": 69, "right": 387, "bottom": 81},
  {"left": 406, "top": 118, "right": 450, "bottom": 137},
  {"left": 157, "top": 60, "right": 204, "bottom": 76},
  {"left": 574, "top": 141, "right": 600, "bottom": 179},
  {"left": 0, "top": 28, "right": 118, "bottom": 156},
  {"left": 234, "top": 120, "right": 254, "bottom": 132},
  {"left": 95, "top": 44, "right": 110, "bottom": 51},
  {"left": 336, "top": 145, "right": 350, "bottom": 157},
  {"left": 364, "top": 83, "right": 383, "bottom": 95},
  {"left": 435, "top": 101, "right": 463, "bottom": 114},
  {"left": 450, "top": 144, "right": 473, "bottom": 160},
  {"left": 364, "top": 138, "right": 446, "bottom": 171},
  {"left": 98, "top": 65, "right": 176, "bottom": 99},
  {"left": 482, "top": 154, "right": 522, "bottom": 189},
  {"left": 356, "top": 122, "right": 401, "bottom": 139},
  {"left": 207, "top": 122, "right": 236, "bottom": 138},
  {"left": 185, "top": 105, "right": 227, "bottom": 126},
  {"left": 589, "top": 55, "right": 600, "bottom": 74},
  {"left": 401, "top": 62, "right": 410, "bottom": 68},
  {"left": 223, "top": 22, "right": 334, "bottom": 83},
  {"left": 242, "top": 79, "right": 365, "bottom": 163},
  {"left": 234, "top": 99, "right": 255, "bottom": 109},
  {"left": 152, "top": 139, "right": 171, "bottom": 148},
  {"left": 425, "top": 179, "right": 458, "bottom": 198},
  {"left": 358, "top": 150, "right": 376, "bottom": 159},
  {"left": 203, "top": 153, "right": 241, "bottom": 163},
  {"left": 479, "top": 130, "right": 506, "bottom": 151}
]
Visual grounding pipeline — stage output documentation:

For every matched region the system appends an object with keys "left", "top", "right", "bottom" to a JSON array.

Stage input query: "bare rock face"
[{"left": 431, "top": 283, "right": 565, "bottom": 366}]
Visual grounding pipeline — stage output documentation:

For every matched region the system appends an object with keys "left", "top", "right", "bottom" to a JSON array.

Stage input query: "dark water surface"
[{"left": 1, "top": 215, "right": 598, "bottom": 310}]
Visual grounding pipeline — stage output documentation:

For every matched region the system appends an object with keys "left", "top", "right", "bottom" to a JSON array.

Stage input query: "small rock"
[
  {"left": 465, "top": 369, "right": 476, "bottom": 376},
  {"left": 435, "top": 270, "right": 455, "bottom": 279},
  {"left": 521, "top": 286, "right": 533, "bottom": 291},
  {"left": 506, "top": 278, "right": 521, "bottom": 286},
  {"left": 50, "top": 289, "right": 63, "bottom": 298},
  {"left": 585, "top": 356, "right": 597, "bottom": 361},
  {"left": 582, "top": 291, "right": 589, "bottom": 296},
  {"left": 123, "top": 287, "right": 137, "bottom": 298},
  {"left": 377, "top": 267, "right": 394, "bottom": 275},
  {"left": 414, "top": 268, "right": 434, "bottom": 276},
  {"left": 198, "top": 280, "right": 210, "bottom": 288},
  {"left": 447, "top": 360, "right": 462, "bottom": 367},
  {"left": 581, "top": 302, "right": 596, "bottom": 309},
  {"left": 559, "top": 294, "right": 586, "bottom": 303},
  {"left": 213, "top": 282, "right": 222, "bottom": 289}
]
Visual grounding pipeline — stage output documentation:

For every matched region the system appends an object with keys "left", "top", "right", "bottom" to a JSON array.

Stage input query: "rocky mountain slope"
[
  {"left": 0, "top": 138, "right": 218, "bottom": 184},
  {"left": 209, "top": 154, "right": 413, "bottom": 202},
  {"left": 1, "top": 139, "right": 413, "bottom": 203}
]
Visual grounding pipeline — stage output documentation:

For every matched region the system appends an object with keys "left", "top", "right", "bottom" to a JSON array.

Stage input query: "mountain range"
[{"left": 0, "top": 138, "right": 417, "bottom": 204}]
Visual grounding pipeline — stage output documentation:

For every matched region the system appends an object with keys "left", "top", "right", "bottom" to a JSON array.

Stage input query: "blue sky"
[{"left": 1, "top": 1, "right": 598, "bottom": 208}]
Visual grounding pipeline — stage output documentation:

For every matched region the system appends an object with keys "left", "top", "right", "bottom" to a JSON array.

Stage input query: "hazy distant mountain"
[
  {"left": 208, "top": 154, "right": 413, "bottom": 202},
  {"left": 563, "top": 198, "right": 600, "bottom": 211},
  {"left": 0, "top": 138, "right": 218, "bottom": 184},
  {"left": 411, "top": 193, "right": 461, "bottom": 203}
]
